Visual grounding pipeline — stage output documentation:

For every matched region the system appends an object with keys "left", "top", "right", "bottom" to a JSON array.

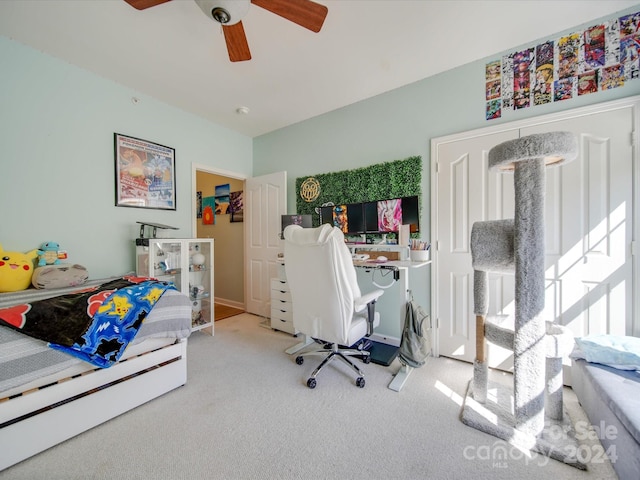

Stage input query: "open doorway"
[{"left": 192, "top": 164, "right": 247, "bottom": 318}]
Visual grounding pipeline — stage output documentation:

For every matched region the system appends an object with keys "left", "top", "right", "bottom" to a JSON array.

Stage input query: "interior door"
[
  {"left": 521, "top": 109, "right": 634, "bottom": 339},
  {"left": 435, "top": 106, "right": 634, "bottom": 368},
  {"left": 244, "top": 171, "right": 287, "bottom": 317},
  {"left": 435, "top": 129, "right": 518, "bottom": 366}
]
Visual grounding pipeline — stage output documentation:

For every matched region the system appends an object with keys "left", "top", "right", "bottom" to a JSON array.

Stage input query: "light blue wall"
[
  {"left": 0, "top": 36, "right": 252, "bottom": 279},
  {"left": 3, "top": 5, "right": 640, "bottom": 287},
  {"left": 254, "top": 4, "right": 640, "bottom": 230}
]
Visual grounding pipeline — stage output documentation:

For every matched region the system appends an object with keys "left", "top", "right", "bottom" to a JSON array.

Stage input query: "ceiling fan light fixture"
[
  {"left": 211, "top": 7, "right": 230, "bottom": 24},
  {"left": 131, "top": 0, "right": 327, "bottom": 63},
  {"left": 195, "top": 0, "right": 251, "bottom": 26}
]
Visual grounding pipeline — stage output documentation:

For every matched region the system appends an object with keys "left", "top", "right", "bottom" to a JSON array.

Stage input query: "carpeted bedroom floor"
[{"left": 0, "top": 313, "right": 617, "bottom": 480}]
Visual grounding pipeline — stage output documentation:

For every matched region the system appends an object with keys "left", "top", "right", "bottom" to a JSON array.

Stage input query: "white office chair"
[{"left": 284, "top": 224, "right": 384, "bottom": 388}]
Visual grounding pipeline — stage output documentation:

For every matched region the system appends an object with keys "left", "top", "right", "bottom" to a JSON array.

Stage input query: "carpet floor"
[{"left": 0, "top": 313, "right": 617, "bottom": 480}]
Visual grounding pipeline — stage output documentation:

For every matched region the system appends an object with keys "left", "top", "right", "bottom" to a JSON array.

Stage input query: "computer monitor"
[
  {"left": 319, "top": 206, "right": 334, "bottom": 226},
  {"left": 364, "top": 201, "right": 379, "bottom": 233},
  {"left": 319, "top": 204, "right": 365, "bottom": 234},
  {"left": 376, "top": 198, "right": 403, "bottom": 233},
  {"left": 332, "top": 204, "right": 348, "bottom": 232},
  {"left": 281, "top": 214, "right": 312, "bottom": 232},
  {"left": 400, "top": 195, "right": 420, "bottom": 233},
  {"left": 345, "top": 203, "right": 365, "bottom": 234}
]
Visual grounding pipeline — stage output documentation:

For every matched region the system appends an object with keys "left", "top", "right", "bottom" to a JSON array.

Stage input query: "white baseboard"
[{"left": 214, "top": 298, "right": 244, "bottom": 310}]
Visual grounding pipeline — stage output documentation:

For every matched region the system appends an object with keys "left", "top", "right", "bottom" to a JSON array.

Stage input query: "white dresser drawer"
[
  {"left": 271, "top": 305, "right": 293, "bottom": 321},
  {"left": 271, "top": 296, "right": 292, "bottom": 312},
  {"left": 271, "top": 288, "right": 292, "bottom": 302},
  {"left": 277, "top": 262, "right": 287, "bottom": 281},
  {"left": 270, "top": 278, "right": 289, "bottom": 292},
  {"left": 270, "top": 307, "right": 297, "bottom": 334}
]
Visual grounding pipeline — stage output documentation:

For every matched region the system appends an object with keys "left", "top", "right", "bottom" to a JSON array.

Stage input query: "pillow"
[
  {"left": 31, "top": 264, "right": 89, "bottom": 289},
  {"left": 572, "top": 334, "right": 640, "bottom": 371}
]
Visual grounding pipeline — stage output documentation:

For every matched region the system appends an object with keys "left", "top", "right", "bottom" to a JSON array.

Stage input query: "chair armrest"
[
  {"left": 354, "top": 289, "right": 384, "bottom": 312},
  {"left": 355, "top": 289, "right": 384, "bottom": 336}
]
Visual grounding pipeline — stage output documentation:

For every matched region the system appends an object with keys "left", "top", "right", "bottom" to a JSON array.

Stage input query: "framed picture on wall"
[
  {"left": 114, "top": 133, "right": 176, "bottom": 210},
  {"left": 230, "top": 190, "right": 243, "bottom": 222},
  {"left": 202, "top": 196, "right": 215, "bottom": 225},
  {"left": 215, "top": 183, "right": 230, "bottom": 214}
]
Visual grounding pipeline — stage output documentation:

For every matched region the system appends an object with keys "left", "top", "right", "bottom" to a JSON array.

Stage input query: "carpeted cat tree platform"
[{"left": 460, "top": 132, "right": 584, "bottom": 467}]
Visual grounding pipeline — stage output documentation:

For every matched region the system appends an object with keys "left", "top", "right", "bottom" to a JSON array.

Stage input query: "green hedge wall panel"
[{"left": 295, "top": 156, "right": 422, "bottom": 226}]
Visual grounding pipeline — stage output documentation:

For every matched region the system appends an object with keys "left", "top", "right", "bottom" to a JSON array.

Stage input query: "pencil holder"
[{"left": 410, "top": 249, "right": 430, "bottom": 262}]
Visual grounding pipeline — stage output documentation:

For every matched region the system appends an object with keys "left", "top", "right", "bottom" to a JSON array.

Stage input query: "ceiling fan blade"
[
  {"left": 123, "top": 0, "right": 172, "bottom": 10},
  {"left": 251, "top": 0, "right": 327, "bottom": 33},
  {"left": 223, "top": 22, "right": 252, "bottom": 62}
]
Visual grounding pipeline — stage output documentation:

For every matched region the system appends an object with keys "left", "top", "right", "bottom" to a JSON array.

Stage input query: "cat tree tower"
[{"left": 461, "top": 132, "right": 583, "bottom": 465}]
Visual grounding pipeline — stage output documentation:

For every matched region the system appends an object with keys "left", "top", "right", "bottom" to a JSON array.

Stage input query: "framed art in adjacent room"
[
  {"left": 114, "top": 133, "right": 176, "bottom": 210},
  {"left": 230, "top": 190, "right": 244, "bottom": 222}
]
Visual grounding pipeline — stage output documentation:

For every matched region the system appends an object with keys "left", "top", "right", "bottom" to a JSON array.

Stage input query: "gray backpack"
[{"left": 398, "top": 300, "right": 431, "bottom": 368}]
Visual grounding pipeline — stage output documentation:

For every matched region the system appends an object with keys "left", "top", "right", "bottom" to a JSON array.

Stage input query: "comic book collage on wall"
[{"left": 486, "top": 11, "right": 640, "bottom": 120}]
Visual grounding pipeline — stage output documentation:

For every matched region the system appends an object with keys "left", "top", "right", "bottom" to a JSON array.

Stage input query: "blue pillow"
[{"left": 574, "top": 334, "right": 640, "bottom": 371}]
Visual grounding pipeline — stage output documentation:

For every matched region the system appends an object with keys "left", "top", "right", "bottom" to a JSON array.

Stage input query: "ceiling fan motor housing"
[{"left": 195, "top": 0, "right": 251, "bottom": 25}]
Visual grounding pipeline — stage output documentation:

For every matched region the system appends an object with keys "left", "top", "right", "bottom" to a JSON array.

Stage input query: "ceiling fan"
[{"left": 124, "top": 0, "right": 328, "bottom": 62}]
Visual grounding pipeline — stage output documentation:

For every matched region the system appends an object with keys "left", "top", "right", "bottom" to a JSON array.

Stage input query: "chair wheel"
[
  {"left": 363, "top": 355, "right": 371, "bottom": 364},
  {"left": 356, "top": 377, "right": 365, "bottom": 388},
  {"left": 307, "top": 378, "right": 317, "bottom": 389},
  {"left": 295, "top": 356, "right": 304, "bottom": 365}
]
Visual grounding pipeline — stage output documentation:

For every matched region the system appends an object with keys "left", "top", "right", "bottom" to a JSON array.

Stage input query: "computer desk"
[
  {"left": 285, "top": 256, "right": 430, "bottom": 392},
  {"left": 353, "top": 259, "right": 430, "bottom": 391}
]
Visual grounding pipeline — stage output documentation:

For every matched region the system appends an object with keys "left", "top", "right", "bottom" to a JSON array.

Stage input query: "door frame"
[
  {"left": 430, "top": 95, "right": 640, "bottom": 357},
  {"left": 192, "top": 163, "right": 248, "bottom": 307}
]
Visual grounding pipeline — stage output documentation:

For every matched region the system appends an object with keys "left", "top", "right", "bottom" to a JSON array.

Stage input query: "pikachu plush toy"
[{"left": 0, "top": 245, "right": 38, "bottom": 292}]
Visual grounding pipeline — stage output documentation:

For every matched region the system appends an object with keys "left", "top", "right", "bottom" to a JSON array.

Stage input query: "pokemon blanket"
[{"left": 0, "top": 276, "right": 175, "bottom": 368}]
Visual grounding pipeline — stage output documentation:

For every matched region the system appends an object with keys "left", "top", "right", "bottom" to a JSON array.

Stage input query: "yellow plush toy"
[{"left": 0, "top": 244, "right": 38, "bottom": 292}]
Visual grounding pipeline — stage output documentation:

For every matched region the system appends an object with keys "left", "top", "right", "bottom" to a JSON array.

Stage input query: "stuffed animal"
[
  {"left": 0, "top": 244, "right": 38, "bottom": 292},
  {"left": 37, "top": 241, "right": 63, "bottom": 266},
  {"left": 31, "top": 264, "right": 89, "bottom": 289}
]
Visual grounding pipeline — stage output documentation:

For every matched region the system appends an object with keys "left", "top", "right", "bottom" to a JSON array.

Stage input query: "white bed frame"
[{"left": 0, "top": 337, "right": 187, "bottom": 470}]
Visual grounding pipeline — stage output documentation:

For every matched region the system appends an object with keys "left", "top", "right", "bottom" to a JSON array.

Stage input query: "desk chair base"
[{"left": 295, "top": 342, "right": 370, "bottom": 389}]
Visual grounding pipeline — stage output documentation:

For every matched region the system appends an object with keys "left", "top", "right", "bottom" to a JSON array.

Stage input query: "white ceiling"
[{"left": 1, "top": 0, "right": 638, "bottom": 137}]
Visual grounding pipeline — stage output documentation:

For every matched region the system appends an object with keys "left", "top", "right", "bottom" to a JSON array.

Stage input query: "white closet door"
[
  {"left": 435, "top": 129, "right": 518, "bottom": 365},
  {"left": 521, "top": 107, "right": 633, "bottom": 339},
  {"left": 435, "top": 106, "right": 634, "bottom": 367}
]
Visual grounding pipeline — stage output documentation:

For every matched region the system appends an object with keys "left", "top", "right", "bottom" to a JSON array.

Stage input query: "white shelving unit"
[{"left": 136, "top": 238, "right": 214, "bottom": 335}]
